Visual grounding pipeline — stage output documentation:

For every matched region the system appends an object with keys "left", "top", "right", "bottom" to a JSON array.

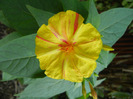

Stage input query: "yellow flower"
[{"left": 35, "top": 10, "right": 103, "bottom": 82}]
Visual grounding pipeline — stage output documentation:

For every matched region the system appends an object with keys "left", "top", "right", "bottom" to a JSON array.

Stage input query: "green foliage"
[
  {"left": 67, "top": 81, "right": 90, "bottom": 99},
  {"left": 86, "top": 0, "right": 100, "bottom": 29},
  {"left": 122, "top": 0, "right": 133, "bottom": 8},
  {"left": 2, "top": 72, "right": 18, "bottom": 81},
  {"left": 97, "top": 50, "right": 116, "bottom": 68},
  {"left": 0, "top": 32, "right": 22, "bottom": 47},
  {"left": 18, "top": 77, "right": 73, "bottom": 99},
  {"left": 61, "top": 0, "right": 88, "bottom": 20},
  {"left": 0, "top": 10, "right": 10, "bottom": 27},
  {"left": 0, "top": 34, "right": 44, "bottom": 78},
  {"left": 98, "top": 8, "right": 133, "bottom": 46},
  {"left": 26, "top": 5, "right": 54, "bottom": 26},
  {"left": 0, "top": 0, "right": 38, "bottom": 35},
  {"left": 0, "top": 0, "right": 63, "bottom": 35}
]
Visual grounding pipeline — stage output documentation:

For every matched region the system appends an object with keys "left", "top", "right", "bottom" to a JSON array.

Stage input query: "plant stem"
[{"left": 82, "top": 79, "right": 87, "bottom": 99}]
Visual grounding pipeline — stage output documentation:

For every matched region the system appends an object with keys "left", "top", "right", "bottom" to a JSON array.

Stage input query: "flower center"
[{"left": 59, "top": 42, "right": 75, "bottom": 53}]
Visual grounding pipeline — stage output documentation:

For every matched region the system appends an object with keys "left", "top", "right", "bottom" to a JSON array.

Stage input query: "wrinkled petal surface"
[
  {"left": 74, "top": 23, "right": 102, "bottom": 60},
  {"left": 44, "top": 53, "right": 96, "bottom": 82}
]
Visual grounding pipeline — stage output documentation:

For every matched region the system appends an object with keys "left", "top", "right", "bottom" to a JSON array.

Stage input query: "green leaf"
[
  {"left": 86, "top": 0, "right": 100, "bottom": 29},
  {"left": 87, "top": 74, "right": 96, "bottom": 86},
  {"left": 97, "top": 50, "right": 116, "bottom": 68},
  {"left": 19, "top": 97, "right": 46, "bottom": 99},
  {"left": 0, "top": 0, "right": 39, "bottom": 35},
  {"left": 0, "top": 32, "right": 22, "bottom": 47},
  {"left": 94, "top": 62, "right": 105, "bottom": 74},
  {"left": 61, "top": 0, "right": 77, "bottom": 11},
  {"left": 98, "top": 8, "right": 133, "bottom": 46},
  {"left": 95, "top": 50, "right": 116, "bottom": 74},
  {"left": 94, "top": 78, "right": 106, "bottom": 87},
  {"left": 67, "top": 81, "right": 90, "bottom": 99},
  {"left": 18, "top": 77, "right": 73, "bottom": 98},
  {"left": 26, "top": 5, "right": 54, "bottom": 27},
  {"left": 0, "top": 34, "right": 44, "bottom": 78},
  {"left": 22, "top": 77, "right": 36, "bottom": 85},
  {"left": 61, "top": 0, "right": 88, "bottom": 20},
  {"left": 0, "top": 0, "right": 63, "bottom": 35},
  {"left": 2, "top": 72, "right": 18, "bottom": 81},
  {"left": 0, "top": 10, "right": 10, "bottom": 27}
]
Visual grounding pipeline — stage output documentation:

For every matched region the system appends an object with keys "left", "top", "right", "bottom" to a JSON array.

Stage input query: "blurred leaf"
[
  {"left": 109, "top": 91, "right": 132, "bottom": 98},
  {"left": 0, "top": 0, "right": 63, "bottom": 35},
  {"left": 61, "top": 0, "right": 77, "bottom": 11},
  {"left": 94, "top": 78, "right": 106, "bottom": 87},
  {"left": 0, "top": 0, "right": 39, "bottom": 35},
  {"left": 86, "top": 0, "right": 100, "bottom": 29},
  {"left": 95, "top": 88, "right": 104, "bottom": 98},
  {"left": 0, "top": 34, "right": 44, "bottom": 78},
  {"left": 1, "top": 72, "right": 18, "bottom": 81},
  {"left": 67, "top": 81, "right": 90, "bottom": 99},
  {"left": 0, "top": 10, "right": 10, "bottom": 27},
  {"left": 18, "top": 77, "right": 73, "bottom": 99},
  {"left": 60, "top": 0, "right": 88, "bottom": 20},
  {"left": 26, "top": 5, "right": 54, "bottom": 26},
  {"left": 0, "top": 32, "right": 22, "bottom": 47},
  {"left": 98, "top": 8, "right": 133, "bottom": 46},
  {"left": 94, "top": 73, "right": 99, "bottom": 77}
]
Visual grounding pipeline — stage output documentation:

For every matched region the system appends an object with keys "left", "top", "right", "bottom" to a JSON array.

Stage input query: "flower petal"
[
  {"left": 45, "top": 53, "right": 83, "bottom": 82},
  {"left": 37, "top": 24, "right": 61, "bottom": 44},
  {"left": 74, "top": 23, "right": 102, "bottom": 60},
  {"left": 35, "top": 36, "right": 61, "bottom": 70},
  {"left": 74, "top": 40, "right": 102, "bottom": 60},
  {"left": 62, "top": 55, "right": 83, "bottom": 82},
  {"left": 35, "top": 24, "right": 63, "bottom": 70},
  {"left": 35, "top": 36, "right": 59, "bottom": 58},
  {"left": 73, "top": 54, "right": 96, "bottom": 78},
  {"left": 36, "top": 49, "right": 61, "bottom": 70},
  {"left": 45, "top": 53, "right": 96, "bottom": 82},
  {"left": 47, "top": 10, "right": 84, "bottom": 41},
  {"left": 74, "top": 23, "right": 101, "bottom": 44}
]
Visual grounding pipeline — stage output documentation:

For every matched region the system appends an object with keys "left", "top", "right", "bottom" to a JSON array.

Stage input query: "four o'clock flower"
[{"left": 35, "top": 10, "right": 103, "bottom": 82}]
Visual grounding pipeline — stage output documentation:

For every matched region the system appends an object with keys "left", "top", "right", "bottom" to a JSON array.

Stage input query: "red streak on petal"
[
  {"left": 36, "top": 35, "right": 58, "bottom": 44},
  {"left": 53, "top": 32, "right": 59, "bottom": 38},
  {"left": 73, "top": 42, "right": 76, "bottom": 45},
  {"left": 58, "top": 44, "right": 62, "bottom": 47},
  {"left": 73, "top": 13, "right": 79, "bottom": 35},
  {"left": 60, "top": 39, "right": 69, "bottom": 44},
  {"left": 48, "top": 25, "right": 61, "bottom": 37}
]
